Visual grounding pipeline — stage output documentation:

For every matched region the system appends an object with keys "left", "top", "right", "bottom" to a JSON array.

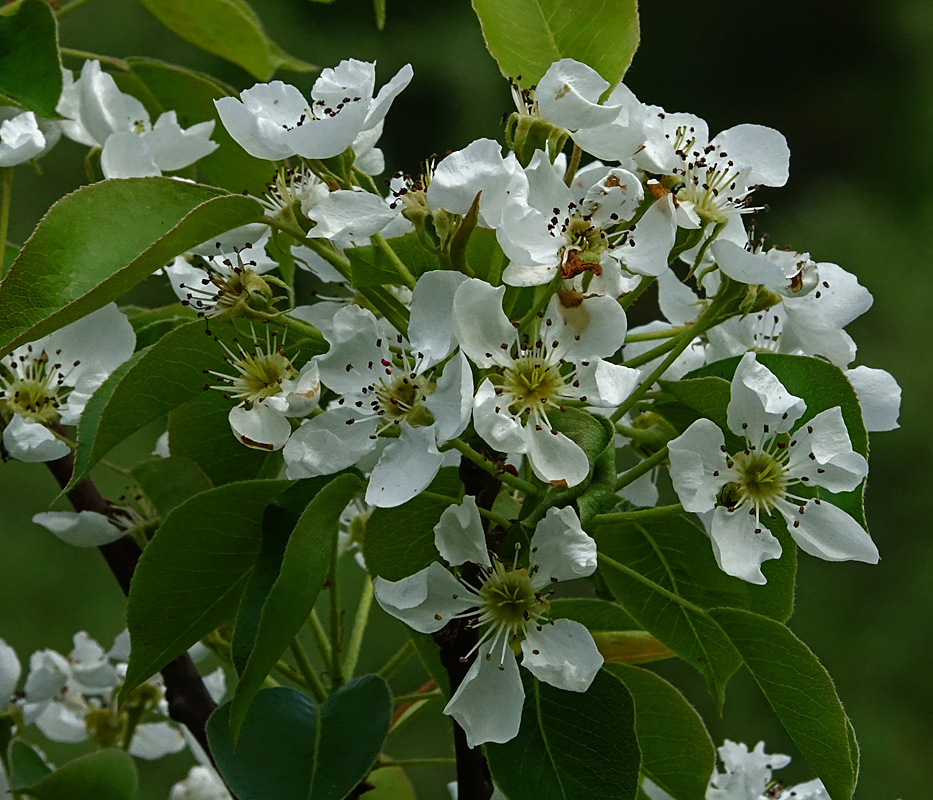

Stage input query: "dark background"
[{"left": 2, "top": 0, "right": 929, "bottom": 797}]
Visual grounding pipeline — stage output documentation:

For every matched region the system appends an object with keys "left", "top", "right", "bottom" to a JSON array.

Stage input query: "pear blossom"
[
  {"left": 0, "top": 304, "right": 135, "bottom": 462},
  {"left": 374, "top": 501, "right": 603, "bottom": 746},
  {"left": 31, "top": 510, "right": 129, "bottom": 547},
  {"left": 668, "top": 353, "right": 878, "bottom": 583},
  {"left": 497, "top": 150, "right": 674, "bottom": 288},
  {"left": 0, "top": 110, "right": 50, "bottom": 166},
  {"left": 0, "top": 639, "right": 21, "bottom": 708},
  {"left": 215, "top": 59, "right": 412, "bottom": 162},
  {"left": 58, "top": 61, "right": 217, "bottom": 179},
  {"left": 284, "top": 270, "right": 473, "bottom": 507},
  {"left": 453, "top": 278, "right": 639, "bottom": 486}
]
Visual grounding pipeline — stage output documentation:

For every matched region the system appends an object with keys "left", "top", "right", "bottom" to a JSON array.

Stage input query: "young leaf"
[
  {"left": 0, "top": 0, "right": 61, "bottom": 118},
  {"left": 126, "top": 58, "right": 274, "bottom": 194},
  {"left": 472, "top": 0, "right": 640, "bottom": 88},
  {"left": 709, "top": 608, "right": 858, "bottom": 800},
  {"left": 346, "top": 232, "right": 444, "bottom": 288},
  {"left": 123, "top": 479, "right": 291, "bottom": 697},
  {"left": 168, "top": 391, "right": 271, "bottom": 485},
  {"left": 19, "top": 749, "right": 137, "bottom": 800},
  {"left": 229, "top": 472, "right": 363, "bottom": 740},
  {"left": 131, "top": 456, "right": 213, "bottom": 518},
  {"left": 0, "top": 179, "right": 264, "bottom": 356},
  {"left": 7, "top": 740, "right": 53, "bottom": 789},
  {"left": 207, "top": 679, "right": 392, "bottom": 800},
  {"left": 486, "top": 669, "right": 641, "bottom": 800},
  {"left": 362, "top": 467, "right": 463, "bottom": 580},
  {"left": 605, "top": 663, "right": 715, "bottom": 800},
  {"left": 596, "top": 523, "right": 743, "bottom": 709},
  {"left": 138, "top": 0, "right": 315, "bottom": 81}
]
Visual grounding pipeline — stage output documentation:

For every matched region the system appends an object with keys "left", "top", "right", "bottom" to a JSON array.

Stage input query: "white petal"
[
  {"left": 408, "top": 271, "right": 468, "bottom": 368},
  {"left": 0, "top": 640, "right": 21, "bottom": 703},
  {"left": 24, "top": 650, "right": 70, "bottom": 702},
  {"left": 529, "top": 506, "right": 597, "bottom": 585},
  {"left": 536, "top": 59, "right": 616, "bottom": 130},
  {"left": 290, "top": 244, "right": 347, "bottom": 283},
  {"left": 373, "top": 562, "right": 475, "bottom": 634},
  {"left": 496, "top": 201, "right": 560, "bottom": 277},
  {"left": 77, "top": 60, "right": 149, "bottom": 144},
  {"left": 365, "top": 424, "right": 445, "bottom": 508},
  {"left": 526, "top": 424, "right": 589, "bottom": 487},
  {"left": 845, "top": 366, "right": 901, "bottom": 432},
  {"left": 130, "top": 722, "right": 187, "bottom": 759},
  {"left": 452, "top": 279, "right": 515, "bottom": 369},
  {"left": 781, "top": 499, "right": 878, "bottom": 564},
  {"left": 100, "top": 131, "right": 161, "bottom": 179},
  {"left": 3, "top": 417, "right": 71, "bottom": 462},
  {"left": 621, "top": 194, "right": 676, "bottom": 277},
  {"left": 521, "top": 619, "right": 603, "bottom": 691},
  {"left": 190, "top": 223, "right": 271, "bottom": 257},
  {"left": 46, "top": 303, "right": 136, "bottom": 380},
  {"left": 35, "top": 702, "right": 88, "bottom": 743},
  {"left": 618, "top": 469, "right": 659, "bottom": 507},
  {"left": 545, "top": 293, "right": 627, "bottom": 361},
  {"left": 657, "top": 268, "right": 702, "bottom": 325},
  {"left": 524, "top": 149, "right": 574, "bottom": 214},
  {"left": 108, "top": 630, "right": 131, "bottom": 662},
  {"left": 214, "top": 82, "right": 305, "bottom": 161},
  {"left": 786, "top": 407, "right": 867, "bottom": 493},
  {"left": 307, "top": 190, "right": 398, "bottom": 244},
  {"left": 709, "top": 506, "right": 783, "bottom": 585},
  {"left": 728, "top": 352, "right": 806, "bottom": 439},
  {"left": 169, "top": 766, "right": 231, "bottom": 800},
  {"left": 433, "top": 495, "right": 490, "bottom": 568},
  {"left": 426, "top": 138, "right": 518, "bottom": 220},
  {"left": 712, "top": 124, "right": 790, "bottom": 187},
  {"left": 283, "top": 408, "right": 379, "bottom": 478},
  {"left": 501, "top": 259, "right": 559, "bottom": 287},
  {"left": 473, "top": 380, "right": 528, "bottom": 454},
  {"left": 142, "top": 111, "right": 217, "bottom": 171},
  {"left": 443, "top": 642, "right": 524, "bottom": 747},
  {"left": 228, "top": 403, "right": 292, "bottom": 452},
  {"left": 362, "top": 63, "right": 413, "bottom": 131},
  {"left": 0, "top": 111, "right": 46, "bottom": 166},
  {"left": 317, "top": 305, "right": 390, "bottom": 395},
  {"left": 711, "top": 240, "right": 787, "bottom": 286},
  {"left": 668, "top": 419, "right": 732, "bottom": 513},
  {"left": 426, "top": 351, "right": 473, "bottom": 443},
  {"left": 574, "top": 359, "right": 640, "bottom": 407}
]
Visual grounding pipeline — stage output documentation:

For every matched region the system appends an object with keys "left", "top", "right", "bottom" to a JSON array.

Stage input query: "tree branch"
[{"left": 44, "top": 449, "right": 218, "bottom": 758}]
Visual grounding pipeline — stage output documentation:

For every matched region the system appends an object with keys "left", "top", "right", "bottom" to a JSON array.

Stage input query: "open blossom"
[
  {"left": 668, "top": 352, "right": 878, "bottom": 584},
  {"left": 284, "top": 271, "right": 472, "bottom": 507},
  {"left": 0, "top": 304, "right": 135, "bottom": 462},
  {"left": 215, "top": 58, "right": 412, "bottom": 162},
  {"left": 453, "top": 278, "right": 639, "bottom": 487},
  {"left": 374, "top": 500, "right": 603, "bottom": 746},
  {"left": 57, "top": 61, "right": 217, "bottom": 179},
  {"left": 0, "top": 109, "right": 58, "bottom": 166}
]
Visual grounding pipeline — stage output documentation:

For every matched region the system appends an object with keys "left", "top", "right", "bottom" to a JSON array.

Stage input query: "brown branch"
[{"left": 44, "top": 449, "right": 218, "bottom": 757}]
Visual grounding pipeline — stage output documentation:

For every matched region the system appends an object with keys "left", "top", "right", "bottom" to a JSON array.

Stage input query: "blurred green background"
[{"left": 1, "top": 0, "right": 930, "bottom": 797}]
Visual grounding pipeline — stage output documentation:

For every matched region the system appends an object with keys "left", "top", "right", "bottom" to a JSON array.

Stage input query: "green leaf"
[
  {"left": 367, "top": 766, "right": 417, "bottom": 800},
  {"left": 7, "top": 740, "right": 53, "bottom": 790},
  {"left": 0, "top": 0, "right": 61, "bottom": 118},
  {"left": 709, "top": 608, "right": 857, "bottom": 800},
  {"left": 362, "top": 467, "right": 462, "bottom": 580},
  {"left": 229, "top": 472, "right": 363, "bottom": 740},
  {"left": 597, "top": 515, "right": 795, "bottom": 623},
  {"left": 138, "top": 0, "right": 314, "bottom": 81},
  {"left": 472, "top": 0, "right": 640, "bottom": 88},
  {"left": 0, "top": 179, "right": 264, "bottom": 357},
  {"left": 548, "top": 597, "right": 638, "bottom": 630},
  {"left": 596, "top": 521, "right": 743, "bottom": 709},
  {"left": 131, "top": 456, "right": 213, "bottom": 517},
  {"left": 126, "top": 58, "right": 274, "bottom": 194},
  {"left": 686, "top": 353, "right": 870, "bottom": 528},
  {"left": 486, "top": 669, "right": 640, "bottom": 800},
  {"left": 346, "top": 232, "right": 444, "bottom": 288},
  {"left": 20, "top": 749, "right": 137, "bottom": 800},
  {"left": 207, "top": 679, "right": 392, "bottom": 800},
  {"left": 409, "top": 632, "right": 450, "bottom": 696},
  {"left": 658, "top": 376, "right": 733, "bottom": 444},
  {"left": 168, "top": 391, "right": 271, "bottom": 485},
  {"left": 605, "top": 664, "right": 714, "bottom": 800},
  {"left": 123, "top": 478, "right": 291, "bottom": 697}
]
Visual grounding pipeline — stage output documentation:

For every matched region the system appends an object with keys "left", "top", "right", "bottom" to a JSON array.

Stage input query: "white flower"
[
  {"left": 170, "top": 766, "right": 232, "bottom": 800},
  {"left": 31, "top": 510, "right": 128, "bottom": 547},
  {"left": 1, "top": 304, "right": 135, "bottom": 462},
  {"left": 497, "top": 151, "right": 670, "bottom": 288},
  {"left": 0, "top": 639, "right": 21, "bottom": 707},
  {"left": 708, "top": 740, "right": 791, "bottom": 800},
  {"left": 374, "top": 502, "right": 602, "bottom": 746},
  {"left": 59, "top": 61, "right": 217, "bottom": 179},
  {"left": 453, "top": 278, "right": 639, "bottom": 487},
  {"left": 668, "top": 353, "right": 879, "bottom": 584},
  {"left": 284, "top": 271, "right": 472, "bottom": 507},
  {"left": 215, "top": 59, "right": 412, "bottom": 161},
  {"left": 0, "top": 110, "right": 48, "bottom": 166}
]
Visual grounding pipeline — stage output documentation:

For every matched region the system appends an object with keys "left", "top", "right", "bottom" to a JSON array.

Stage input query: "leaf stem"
[
  {"left": 372, "top": 232, "right": 417, "bottom": 290},
  {"left": 624, "top": 324, "right": 690, "bottom": 343},
  {"left": 391, "top": 690, "right": 442, "bottom": 704},
  {"left": 445, "top": 438, "right": 540, "bottom": 496},
  {"left": 328, "top": 536, "right": 345, "bottom": 691},
  {"left": 288, "top": 641, "right": 328, "bottom": 704},
  {"left": 306, "top": 608, "right": 333, "bottom": 666},
  {"left": 377, "top": 640, "right": 415, "bottom": 679},
  {"left": 56, "top": 0, "right": 97, "bottom": 18},
  {"left": 618, "top": 275, "right": 654, "bottom": 310},
  {"left": 419, "top": 490, "right": 513, "bottom": 529},
  {"left": 591, "top": 502, "right": 683, "bottom": 527},
  {"left": 374, "top": 757, "right": 456, "bottom": 769},
  {"left": 598, "top": 552, "right": 706, "bottom": 615},
  {"left": 614, "top": 447, "right": 669, "bottom": 492},
  {"left": 59, "top": 47, "right": 129, "bottom": 70},
  {"left": 563, "top": 143, "right": 582, "bottom": 186},
  {"left": 0, "top": 167, "right": 12, "bottom": 277},
  {"left": 342, "top": 575, "right": 373, "bottom": 679}
]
